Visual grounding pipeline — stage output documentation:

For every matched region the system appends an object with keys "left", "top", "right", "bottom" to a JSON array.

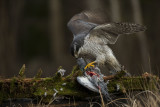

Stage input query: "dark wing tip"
[
  {"left": 139, "top": 24, "right": 147, "bottom": 31},
  {"left": 128, "top": 23, "right": 147, "bottom": 32},
  {"left": 111, "top": 22, "right": 147, "bottom": 35}
]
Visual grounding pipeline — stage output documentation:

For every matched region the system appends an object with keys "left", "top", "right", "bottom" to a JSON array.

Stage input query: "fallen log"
[{"left": 0, "top": 65, "right": 159, "bottom": 103}]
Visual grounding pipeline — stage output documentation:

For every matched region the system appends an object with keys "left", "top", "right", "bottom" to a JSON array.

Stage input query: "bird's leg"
[{"left": 84, "top": 61, "right": 96, "bottom": 70}]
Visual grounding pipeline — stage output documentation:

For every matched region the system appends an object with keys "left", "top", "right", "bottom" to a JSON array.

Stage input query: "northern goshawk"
[{"left": 67, "top": 11, "right": 146, "bottom": 73}]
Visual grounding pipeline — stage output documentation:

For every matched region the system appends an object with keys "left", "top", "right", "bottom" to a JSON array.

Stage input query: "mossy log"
[{"left": 0, "top": 65, "right": 159, "bottom": 103}]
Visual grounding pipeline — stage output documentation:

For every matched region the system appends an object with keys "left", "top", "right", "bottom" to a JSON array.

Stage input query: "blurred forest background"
[{"left": 0, "top": 0, "right": 160, "bottom": 77}]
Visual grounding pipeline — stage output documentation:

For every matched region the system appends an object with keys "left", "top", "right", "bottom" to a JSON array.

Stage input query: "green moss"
[
  {"left": 34, "top": 68, "right": 43, "bottom": 78},
  {"left": 18, "top": 64, "right": 26, "bottom": 78},
  {"left": 65, "top": 65, "right": 82, "bottom": 79},
  {"left": 10, "top": 77, "right": 18, "bottom": 93},
  {"left": 0, "top": 65, "right": 159, "bottom": 103}
]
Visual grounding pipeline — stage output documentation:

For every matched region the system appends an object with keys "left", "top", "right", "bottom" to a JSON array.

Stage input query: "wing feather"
[
  {"left": 89, "top": 22, "right": 146, "bottom": 44},
  {"left": 67, "top": 10, "right": 109, "bottom": 36},
  {"left": 67, "top": 19, "right": 97, "bottom": 36}
]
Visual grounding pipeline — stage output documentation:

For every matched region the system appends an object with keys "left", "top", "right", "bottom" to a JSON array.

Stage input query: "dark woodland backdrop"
[{"left": 0, "top": 0, "right": 160, "bottom": 77}]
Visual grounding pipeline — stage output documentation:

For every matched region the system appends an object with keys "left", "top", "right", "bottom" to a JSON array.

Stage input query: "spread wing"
[
  {"left": 67, "top": 10, "right": 109, "bottom": 36},
  {"left": 67, "top": 19, "right": 97, "bottom": 36},
  {"left": 67, "top": 11, "right": 146, "bottom": 44},
  {"left": 89, "top": 22, "right": 146, "bottom": 44}
]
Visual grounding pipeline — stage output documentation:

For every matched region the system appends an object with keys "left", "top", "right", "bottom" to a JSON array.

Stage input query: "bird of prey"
[{"left": 67, "top": 11, "right": 146, "bottom": 73}]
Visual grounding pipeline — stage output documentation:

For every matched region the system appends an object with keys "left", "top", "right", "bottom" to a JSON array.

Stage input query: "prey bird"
[
  {"left": 77, "top": 57, "right": 111, "bottom": 100},
  {"left": 67, "top": 10, "right": 146, "bottom": 73}
]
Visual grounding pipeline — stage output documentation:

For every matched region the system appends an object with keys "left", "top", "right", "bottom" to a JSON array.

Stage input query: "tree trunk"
[
  {"left": 109, "top": 0, "right": 121, "bottom": 22},
  {"left": 86, "top": 0, "right": 103, "bottom": 10},
  {"left": 0, "top": 0, "right": 24, "bottom": 76},
  {"left": 49, "top": 0, "right": 65, "bottom": 64},
  {"left": 131, "top": 0, "right": 149, "bottom": 73}
]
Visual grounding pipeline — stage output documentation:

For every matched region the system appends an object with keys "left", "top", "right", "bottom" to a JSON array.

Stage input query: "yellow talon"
[{"left": 84, "top": 61, "right": 96, "bottom": 70}]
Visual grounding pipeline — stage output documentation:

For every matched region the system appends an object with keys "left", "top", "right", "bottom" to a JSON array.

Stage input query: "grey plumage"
[
  {"left": 76, "top": 58, "right": 86, "bottom": 71},
  {"left": 77, "top": 61, "right": 111, "bottom": 100},
  {"left": 68, "top": 10, "right": 146, "bottom": 72},
  {"left": 84, "top": 67, "right": 111, "bottom": 100}
]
